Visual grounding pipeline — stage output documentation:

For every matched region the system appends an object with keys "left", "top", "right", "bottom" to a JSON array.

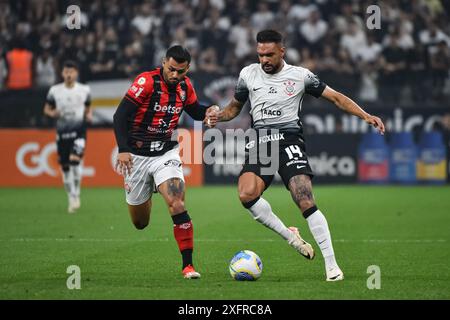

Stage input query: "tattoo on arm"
[
  {"left": 167, "top": 178, "right": 185, "bottom": 197},
  {"left": 219, "top": 98, "right": 244, "bottom": 121}
]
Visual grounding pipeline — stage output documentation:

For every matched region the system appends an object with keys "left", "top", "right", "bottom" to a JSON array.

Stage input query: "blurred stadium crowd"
[{"left": 1, "top": 0, "right": 450, "bottom": 104}]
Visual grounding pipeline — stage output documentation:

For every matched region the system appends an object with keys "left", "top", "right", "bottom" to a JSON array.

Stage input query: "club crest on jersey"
[
  {"left": 136, "top": 141, "right": 143, "bottom": 148},
  {"left": 137, "top": 77, "right": 146, "bottom": 85},
  {"left": 283, "top": 80, "right": 296, "bottom": 96},
  {"left": 179, "top": 89, "right": 186, "bottom": 102}
]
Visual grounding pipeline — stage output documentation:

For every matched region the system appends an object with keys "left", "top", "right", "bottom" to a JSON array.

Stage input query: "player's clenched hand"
[
  {"left": 85, "top": 109, "right": 93, "bottom": 123},
  {"left": 204, "top": 105, "right": 220, "bottom": 128},
  {"left": 115, "top": 152, "right": 133, "bottom": 176},
  {"left": 365, "top": 114, "right": 385, "bottom": 135},
  {"left": 49, "top": 109, "right": 61, "bottom": 118}
]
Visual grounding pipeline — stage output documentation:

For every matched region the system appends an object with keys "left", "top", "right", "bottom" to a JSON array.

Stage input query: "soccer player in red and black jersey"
[{"left": 113, "top": 46, "right": 218, "bottom": 279}]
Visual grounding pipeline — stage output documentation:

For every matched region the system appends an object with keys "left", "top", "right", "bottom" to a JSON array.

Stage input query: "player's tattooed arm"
[
  {"left": 217, "top": 98, "right": 245, "bottom": 122},
  {"left": 321, "top": 86, "right": 385, "bottom": 135}
]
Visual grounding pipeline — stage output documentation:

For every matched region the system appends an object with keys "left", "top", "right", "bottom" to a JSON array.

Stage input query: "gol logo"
[
  {"left": 15, "top": 142, "right": 95, "bottom": 177},
  {"left": 16, "top": 142, "right": 59, "bottom": 177}
]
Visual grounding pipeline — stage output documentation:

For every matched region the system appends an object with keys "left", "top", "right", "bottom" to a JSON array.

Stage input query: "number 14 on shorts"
[{"left": 285, "top": 145, "right": 303, "bottom": 159}]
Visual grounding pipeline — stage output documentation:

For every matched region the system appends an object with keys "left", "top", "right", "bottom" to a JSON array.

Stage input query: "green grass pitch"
[{"left": 0, "top": 185, "right": 449, "bottom": 299}]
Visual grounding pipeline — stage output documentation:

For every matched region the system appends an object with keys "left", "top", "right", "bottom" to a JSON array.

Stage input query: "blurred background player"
[
  {"left": 207, "top": 30, "right": 385, "bottom": 281},
  {"left": 43, "top": 60, "right": 92, "bottom": 213},
  {"left": 113, "top": 45, "right": 218, "bottom": 279}
]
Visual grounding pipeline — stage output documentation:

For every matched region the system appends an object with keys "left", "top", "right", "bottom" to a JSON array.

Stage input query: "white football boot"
[
  {"left": 68, "top": 197, "right": 77, "bottom": 213},
  {"left": 73, "top": 196, "right": 80, "bottom": 210},
  {"left": 288, "top": 227, "right": 315, "bottom": 260},
  {"left": 326, "top": 267, "right": 344, "bottom": 281}
]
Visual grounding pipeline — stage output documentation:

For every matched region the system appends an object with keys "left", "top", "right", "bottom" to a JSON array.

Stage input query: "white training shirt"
[
  {"left": 234, "top": 60, "right": 326, "bottom": 131},
  {"left": 46, "top": 82, "right": 91, "bottom": 133}
]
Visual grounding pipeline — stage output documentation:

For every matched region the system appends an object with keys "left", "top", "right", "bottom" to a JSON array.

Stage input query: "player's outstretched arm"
[
  {"left": 321, "top": 86, "right": 385, "bottom": 134},
  {"left": 183, "top": 101, "right": 220, "bottom": 128},
  {"left": 217, "top": 98, "right": 245, "bottom": 122}
]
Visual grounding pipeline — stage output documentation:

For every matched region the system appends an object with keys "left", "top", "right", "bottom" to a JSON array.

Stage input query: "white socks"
[
  {"left": 244, "top": 197, "right": 339, "bottom": 271},
  {"left": 70, "top": 164, "right": 82, "bottom": 198},
  {"left": 62, "top": 164, "right": 82, "bottom": 199},
  {"left": 62, "top": 169, "right": 73, "bottom": 198},
  {"left": 306, "top": 208, "right": 338, "bottom": 270},
  {"left": 245, "top": 197, "right": 295, "bottom": 242}
]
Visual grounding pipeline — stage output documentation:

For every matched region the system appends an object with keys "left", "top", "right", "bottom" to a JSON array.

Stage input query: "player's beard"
[
  {"left": 167, "top": 78, "right": 180, "bottom": 88},
  {"left": 164, "top": 73, "right": 181, "bottom": 86},
  {"left": 262, "top": 62, "right": 280, "bottom": 74}
]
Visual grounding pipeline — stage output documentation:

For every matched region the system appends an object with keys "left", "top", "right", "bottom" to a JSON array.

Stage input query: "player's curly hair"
[{"left": 256, "top": 29, "right": 283, "bottom": 44}]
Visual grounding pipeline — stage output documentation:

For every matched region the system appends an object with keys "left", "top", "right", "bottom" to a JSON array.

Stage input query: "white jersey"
[
  {"left": 234, "top": 61, "right": 326, "bottom": 131},
  {"left": 46, "top": 82, "right": 91, "bottom": 133}
]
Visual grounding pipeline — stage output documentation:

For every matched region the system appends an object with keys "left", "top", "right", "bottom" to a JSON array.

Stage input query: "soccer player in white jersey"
[
  {"left": 207, "top": 30, "right": 385, "bottom": 281},
  {"left": 43, "top": 60, "right": 92, "bottom": 213}
]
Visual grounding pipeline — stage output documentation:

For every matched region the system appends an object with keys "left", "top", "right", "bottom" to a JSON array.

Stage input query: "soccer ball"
[{"left": 229, "top": 250, "right": 263, "bottom": 281}]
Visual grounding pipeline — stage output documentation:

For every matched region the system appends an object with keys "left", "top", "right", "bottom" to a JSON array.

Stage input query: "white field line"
[{"left": 0, "top": 238, "right": 446, "bottom": 243}]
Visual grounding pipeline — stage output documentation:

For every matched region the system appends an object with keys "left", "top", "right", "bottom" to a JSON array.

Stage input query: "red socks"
[
  {"left": 172, "top": 211, "right": 193, "bottom": 269},
  {"left": 173, "top": 220, "right": 193, "bottom": 251}
]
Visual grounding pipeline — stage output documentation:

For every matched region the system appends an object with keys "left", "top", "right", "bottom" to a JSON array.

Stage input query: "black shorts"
[
  {"left": 239, "top": 131, "right": 314, "bottom": 190},
  {"left": 56, "top": 130, "right": 86, "bottom": 165}
]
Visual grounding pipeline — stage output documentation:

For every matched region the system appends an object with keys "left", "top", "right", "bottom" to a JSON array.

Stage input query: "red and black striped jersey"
[{"left": 122, "top": 67, "right": 200, "bottom": 156}]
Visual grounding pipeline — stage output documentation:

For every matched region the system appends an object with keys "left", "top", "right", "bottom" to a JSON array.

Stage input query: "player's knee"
[
  {"left": 133, "top": 220, "right": 149, "bottom": 230},
  {"left": 239, "top": 188, "right": 260, "bottom": 205},
  {"left": 129, "top": 203, "right": 151, "bottom": 230},
  {"left": 69, "top": 159, "right": 80, "bottom": 166},
  {"left": 132, "top": 215, "right": 150, "bottom": 230},
  {"left": 69, "top": 154, "right": 81, "bottom": 163},
  {"left": 169, "top": 198, "right": 185, "bottom": 214}
]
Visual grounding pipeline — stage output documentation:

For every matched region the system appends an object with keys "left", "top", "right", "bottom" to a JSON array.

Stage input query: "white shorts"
[{"left": 123, "top": 148, "right": 184, "bottom": 205}]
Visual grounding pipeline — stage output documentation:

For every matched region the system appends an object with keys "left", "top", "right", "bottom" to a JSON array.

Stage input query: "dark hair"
[
  {"left": 166, "top": 45, "right": 191, "bottom": 64},
  {"left": 11, "top": 38, "right": 27, "bottom": 49},
  {"left": 256, "top": 30, "right": 283, "bottom": 44},
  {"left": 62, "top": 60, "right": 79, "bottom": 70}
]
